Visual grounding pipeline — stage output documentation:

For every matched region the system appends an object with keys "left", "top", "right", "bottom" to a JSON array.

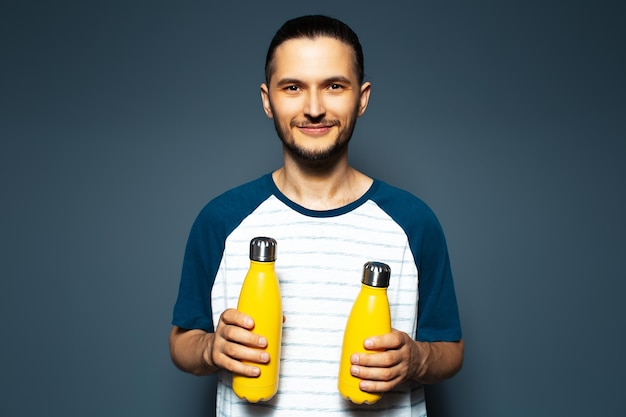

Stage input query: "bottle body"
[
  {"left": 232, "top": 259, "right": 282, "bottom": 402},
  {"left": 338, "top": 262, "right": 392, "bottom": 404},
  {"left": 338, "top": 284, "right": 391, "bottom": 403}
]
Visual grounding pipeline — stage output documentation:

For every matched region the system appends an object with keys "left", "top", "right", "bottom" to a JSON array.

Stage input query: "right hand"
[{"left": 209, "top": 308, "right": 270, "bottom": 377}]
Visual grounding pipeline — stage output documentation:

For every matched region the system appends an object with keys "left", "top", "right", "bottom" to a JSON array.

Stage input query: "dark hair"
[{"left": 264, "top": 15, "right": 365, "bottom": 84}]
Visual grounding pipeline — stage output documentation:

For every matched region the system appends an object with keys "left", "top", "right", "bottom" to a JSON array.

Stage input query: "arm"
[
  {"left": 169, "top": 308, "right": 269, "bottom": 377},
  {"left": 349, "top": 330, "right": 464, "bottom": 392},
  {"left": 169, "top": 327, "right": 217, "bottom": 376}
]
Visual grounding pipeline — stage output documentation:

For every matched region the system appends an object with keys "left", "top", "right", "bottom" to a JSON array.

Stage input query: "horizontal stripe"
[{"left": 212, "top": 196, "right": 422, "bottom": 416}]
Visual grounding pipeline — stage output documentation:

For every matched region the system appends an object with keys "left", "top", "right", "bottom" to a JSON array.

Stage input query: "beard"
[{"left": 271, "top": 109, "right": 359, "bottom": 162}]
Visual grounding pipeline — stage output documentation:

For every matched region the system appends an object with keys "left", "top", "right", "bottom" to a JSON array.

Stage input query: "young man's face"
[{"left": 261, "top": 36, "right": 371, "bottom": 162}]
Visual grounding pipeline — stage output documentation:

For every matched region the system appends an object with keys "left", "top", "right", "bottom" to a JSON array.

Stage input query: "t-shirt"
[{"left": 173, "top": 173, "right": 461, "bottom": 416}]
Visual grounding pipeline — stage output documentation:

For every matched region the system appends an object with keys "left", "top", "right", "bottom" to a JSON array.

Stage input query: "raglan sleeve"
[
  {"left": 414, "top": 206, "right": 462, "bottom": 342},
  {"left": 171, "top": 203, "right": 225, "bottom": 333}
]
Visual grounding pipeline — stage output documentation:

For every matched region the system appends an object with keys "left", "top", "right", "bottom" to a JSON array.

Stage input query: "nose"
[{"left": 303, "top": 90, "right": 325, "bottom": 119}]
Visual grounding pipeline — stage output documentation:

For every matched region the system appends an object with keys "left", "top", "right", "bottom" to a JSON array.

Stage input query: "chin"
[{"left": 286, "top": 141, "right": 350, "bottom": 162}]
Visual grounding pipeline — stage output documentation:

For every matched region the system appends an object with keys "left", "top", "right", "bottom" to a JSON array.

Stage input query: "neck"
[{"left": 273, "top": 150, "right": 373, "bottom": 211}]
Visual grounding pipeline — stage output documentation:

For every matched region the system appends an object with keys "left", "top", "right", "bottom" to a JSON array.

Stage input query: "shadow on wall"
[
  {"left": 202, "top": 376, "right": 218, "bottom": 417},
  {"left": 425, "top": 385, "right": 450, "bottom": 417}
]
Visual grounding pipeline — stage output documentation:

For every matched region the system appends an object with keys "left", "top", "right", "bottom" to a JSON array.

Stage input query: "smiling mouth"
[
  {"left": 298, "top": 125, "right": 332, "bottom": 135},
  {"left": 294, "top": 121, "right": 337, "bottom": 136}
]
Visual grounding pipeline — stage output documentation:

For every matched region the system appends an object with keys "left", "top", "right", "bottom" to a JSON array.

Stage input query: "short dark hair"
[{"left": 264, "top": 15, "right": 365, "bottom": 84}]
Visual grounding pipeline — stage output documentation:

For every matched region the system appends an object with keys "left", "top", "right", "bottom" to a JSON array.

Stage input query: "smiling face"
[{"left": 261, "top": 36, "right": 371, "bottom": 163}]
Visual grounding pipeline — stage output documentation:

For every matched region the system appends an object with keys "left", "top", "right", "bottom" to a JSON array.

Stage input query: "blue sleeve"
[
  {"left": 171, "top": 175, "right": 273, "bottom": 332},
  {"left": 373, "top": 182, "right": 462, "bottom": 342},
  {"left": 172, "top": 199, "right": 228, "bottom": 332},
  {"left": 412, "top": 207, "right": 461, "bottom": 342}
]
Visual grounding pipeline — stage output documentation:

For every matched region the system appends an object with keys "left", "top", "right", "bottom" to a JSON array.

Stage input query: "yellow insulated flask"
[
  {"left": 232, "top": 237, "right": 282, "bottom": 402},
  {"left": 338, "top": 261, "right": 391, "bottom": 404}
]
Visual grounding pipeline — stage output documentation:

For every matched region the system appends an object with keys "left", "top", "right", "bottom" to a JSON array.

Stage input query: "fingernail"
[
  {"left": 351, "top": 354, "right": 359, "bottom": 364},
  {"left": 260, "top": 352, "right": 269, "bottom": 362},
  {"left": 351, "top": 365, "right": 359, "bottom": 376},
  {"left": 259, "top": 336, "right": 267, "bottom": 347},
  {"left": 364, "top": 339, "right": 374, "bottom": 349}
]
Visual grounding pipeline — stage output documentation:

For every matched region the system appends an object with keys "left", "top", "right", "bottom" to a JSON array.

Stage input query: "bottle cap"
[
  {"left": 361, "top": 261, "right": 391, "bottom": 288},
  {"left": 249, "top": 237, "right": 277, "bottom": 262}
]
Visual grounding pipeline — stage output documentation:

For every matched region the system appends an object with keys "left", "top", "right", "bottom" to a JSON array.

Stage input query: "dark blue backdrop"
[{"left": 2, "top": 1, "right": 624, "bottom": 416}]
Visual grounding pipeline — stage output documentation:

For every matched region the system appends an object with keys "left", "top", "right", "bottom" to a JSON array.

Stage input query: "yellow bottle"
[
  {"left": 232, "top": 237, "right": 282, "bottom": 402},
  {"left": 338, "top": 261, "right": 391, "bottom": 404}
]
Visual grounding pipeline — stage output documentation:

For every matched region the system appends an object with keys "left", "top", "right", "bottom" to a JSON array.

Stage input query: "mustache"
[{"left": 290, "top": 119, "right": 340, "bottom": 128}]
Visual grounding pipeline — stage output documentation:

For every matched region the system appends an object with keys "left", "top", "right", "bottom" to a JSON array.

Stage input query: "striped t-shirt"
[{"left": 173, "top": 173, "right": 461, "bottom": 417}]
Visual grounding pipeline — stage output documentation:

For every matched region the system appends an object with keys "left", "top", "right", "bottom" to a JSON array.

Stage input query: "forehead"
[{"left": 270, "top": 37, "right": 358, "bottom": 82}]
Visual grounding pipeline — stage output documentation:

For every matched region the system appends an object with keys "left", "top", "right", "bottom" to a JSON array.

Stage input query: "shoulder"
[
  {"left": 370, "top": 180, "right": 440, "bottom": 230},
  {"left": 369, "top": 180, "right": 449, "bottom": 258},
  {"left": 192, "top": 174, "right": 274, "bottom": 234},
  {"left": 202, "top": 174, "right": 272, "bottom": 214}
]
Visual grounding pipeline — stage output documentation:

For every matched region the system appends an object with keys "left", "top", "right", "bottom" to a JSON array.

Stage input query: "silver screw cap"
[
  {"left": 249, "top": 237, "right": 277, "bottom": 262},
  {"left": 361, "top": 261, "right": 391, "bottom": 288}
]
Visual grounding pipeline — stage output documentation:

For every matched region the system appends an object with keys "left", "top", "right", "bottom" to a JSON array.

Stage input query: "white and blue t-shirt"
[{"left": 173, "top": 173, "right": 461, "bottom": 417}]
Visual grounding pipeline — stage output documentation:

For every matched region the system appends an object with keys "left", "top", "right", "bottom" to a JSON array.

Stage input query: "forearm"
[
  {"left": 169, "top": 326, "right": 218, "bottom": 376},
  {"left": 410, "top": 339, "right": 464, "bottom": 384}
]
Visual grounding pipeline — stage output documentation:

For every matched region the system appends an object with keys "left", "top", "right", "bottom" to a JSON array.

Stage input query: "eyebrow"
[{"left": 275, "top": 76, "right": 353, "bottom": 86}]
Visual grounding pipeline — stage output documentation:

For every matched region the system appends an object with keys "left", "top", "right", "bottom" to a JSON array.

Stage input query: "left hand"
[{"left": 349, "top": 329, "right": 419, "bottom": 393}]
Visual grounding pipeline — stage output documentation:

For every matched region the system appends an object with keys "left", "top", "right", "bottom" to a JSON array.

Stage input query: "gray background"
[{"left": 1, "top": 1, "right": 624, "bottom": 416}]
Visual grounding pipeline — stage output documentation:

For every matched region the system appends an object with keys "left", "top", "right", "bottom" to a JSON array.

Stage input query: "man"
[{"left": 170, "top": 15, "right": 463, "bottom": 416}]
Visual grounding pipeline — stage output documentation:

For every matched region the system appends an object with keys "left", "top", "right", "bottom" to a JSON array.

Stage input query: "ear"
[
  {"left": 260, "top": 83, "right": 273, "bottom": 119},
  {"left": 357, "top": 82, "right": 372, "bottom": 117}
]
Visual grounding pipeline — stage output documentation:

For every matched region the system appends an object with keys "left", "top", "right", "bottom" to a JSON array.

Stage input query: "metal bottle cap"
[
  {"left": 361, "top": 261, "right": 391, "bottom": 288},
  {"left": 249, "top": 237, "right": 277, "bottom": 262}
]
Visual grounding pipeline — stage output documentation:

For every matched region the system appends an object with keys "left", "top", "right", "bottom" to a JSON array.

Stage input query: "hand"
[
  {"left": 349, "top": 329, "right": 419, "bottom": 393},
  {"left": 208, "top": 308, "right": 270, "bottom": 377}
]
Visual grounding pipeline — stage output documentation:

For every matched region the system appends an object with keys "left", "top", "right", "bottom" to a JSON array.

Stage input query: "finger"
[
  {"left": 213, "top": 346, "right": 267, "bottom": 377},
  {"left": 220, "top": 308, "right": 255, "bottom": 329},
  {"left": 364, "top": 330, "right": 404, "bottom": 350},
  {"left": 218, "top": 322, "right": 268, "bottom": 349},
  {"left": 351, "top": 363, "right": 394, "bottom": 381},
  {"left": 358, "top": 376, "right": 403, "bottom": 393},
  {"left": 229, "top": 361, "right": 262, "bottom": 377},
  {"left": 351, "top": 350, "right": 401, "bottom": 368},
  {"left": 351, "top": 355, "right": 397, "bottom": 379},
  {"left": 216, "top": 339, "right": 270, "bottom": 365},
  {"left": 212, "top": 334, "right": 270, "bottom": 375}
]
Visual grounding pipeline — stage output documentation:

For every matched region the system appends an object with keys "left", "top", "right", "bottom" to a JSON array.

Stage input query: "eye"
[
  {"left": 284, "top": 85, "right": 300, "bottom": 92},
  {"left": 329, "top": 83, "right": 343, "bottom": 90}
]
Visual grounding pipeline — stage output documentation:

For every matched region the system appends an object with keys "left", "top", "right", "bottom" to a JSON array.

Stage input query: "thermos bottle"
[
  {"left": 338, "top": 261, "right": 391, "bottom": 404},
  {"left": 232, "top": 237, "right": 282, "bottom": 402}
]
